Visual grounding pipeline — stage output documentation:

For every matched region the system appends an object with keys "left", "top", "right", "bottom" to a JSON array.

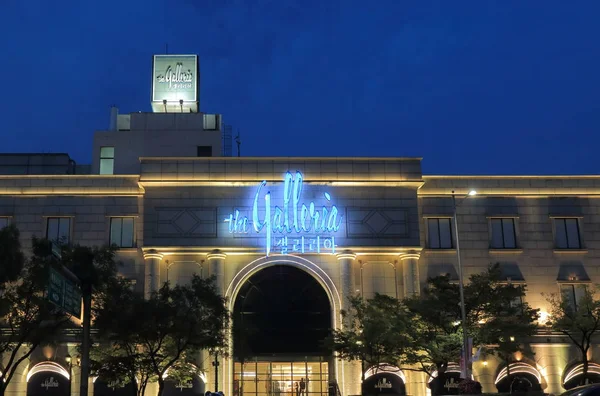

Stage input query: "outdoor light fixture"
[
  {"left": 483, "top": 361, "right": 488, "bottom": 367},
  {"left": 42, "top": 344, "right": 55, "bottom": 360},
  {"left": 510, "top": 336, "right": 515, "bottom": 342},
  {"left": 468, "top": 190, "right": 477, "bottom": 196},
  {"left": 65, "top": 354, "right": 72, "bottom": 365}
]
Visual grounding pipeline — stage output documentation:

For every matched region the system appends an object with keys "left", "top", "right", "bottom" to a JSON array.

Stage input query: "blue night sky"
[{"left": 1, "top": 1, "right": 598, "bottom": 175}]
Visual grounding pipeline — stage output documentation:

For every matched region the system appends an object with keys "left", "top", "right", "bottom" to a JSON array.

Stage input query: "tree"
[
  {"left": 93, "top": 275, "right": 229, "bottom": 396},
  {"left": 472, "top": 268, "right": 539, "bottom": 390},
  {"left": 0, "top": 235, "right": 70, "bottom": 396},
  {"left": 546, "top": 286, "right": 600, "bottom": 387},
  {"left": 404, "top": 275, "right": 464, "bottom": 396},
  {"left": 404, "top": 265, "right": 538, "bottom": 395},
  {"left": 0, "top": 224, "right": 25, "bottom": 290},
  {"left": 329, "top": 294, "right": 412, "bottom": 395},
  {"left": 59, "top": 242, "right": 121, "bottom": 396}
]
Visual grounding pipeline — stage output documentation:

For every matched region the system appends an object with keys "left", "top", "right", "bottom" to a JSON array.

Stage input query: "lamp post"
[
  {"left": 212, "top": 350, "right": 220, "bottom": 391},
  {"left": 452, "top": 189, "right": 477, "bottom": 380},
  {"left": 65, "top": 353, "right": 73, "bottom": 393}
]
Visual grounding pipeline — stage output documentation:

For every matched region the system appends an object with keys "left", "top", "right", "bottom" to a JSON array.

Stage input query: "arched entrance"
[
  {"left": 495, "top": 362, "right": 543, "bottom": 393},
  {"left": 27, "top": 362, "right": 70, "bottom": 396},
  {"left": 93, "top": 376, "right": 136, "bottom": 396},
  {"left": 232, "top": 264, "right": 333, "bottom": 396},
  {"left": 363, "top": 365, "right": 406, "bottom": 396},
  {"left": 563, "top": 362, "right": 600, "bottom": 390}
]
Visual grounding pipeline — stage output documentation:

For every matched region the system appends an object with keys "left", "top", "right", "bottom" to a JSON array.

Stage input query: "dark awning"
[{"left": 27, "top": 372, "right": 70, "bottom": 396}]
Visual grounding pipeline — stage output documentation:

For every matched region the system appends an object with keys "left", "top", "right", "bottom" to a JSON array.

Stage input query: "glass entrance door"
[{"left": 233, "top": 359, "right": 329, "bottom": 396}]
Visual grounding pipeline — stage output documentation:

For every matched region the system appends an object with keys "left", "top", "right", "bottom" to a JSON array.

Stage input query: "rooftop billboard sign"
[{"left": 151, "top": 55, "right": 198, "bottom": 112}]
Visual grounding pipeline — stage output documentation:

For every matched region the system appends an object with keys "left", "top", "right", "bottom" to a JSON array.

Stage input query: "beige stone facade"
[{"left": 1, "top": 157, "right": 600, "bottom": 396}]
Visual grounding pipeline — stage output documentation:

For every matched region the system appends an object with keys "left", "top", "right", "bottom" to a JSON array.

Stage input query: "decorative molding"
[
  {"left": 143, "top": 250, "right": 164, "bottom": 260},
  {"left": 399, "top": 252, "right": 421, "bottom": 261},
  {"left": 206, "top": 250, "right": 227, "bottom": 261},
  {"left": 336, "top": 251, "right": 356, "bottom": 261},
  {"left": 346, "top": 208, "right": 409, "bottom": 238},
  {"left": 489, "top": 249, "right": 524, "bottom": 254},
  {"left": 155, "top": 207, "right": 217, "bottom": 238},
  {"left": 553, "top": 249, "right": 588, "bottom": 254}
]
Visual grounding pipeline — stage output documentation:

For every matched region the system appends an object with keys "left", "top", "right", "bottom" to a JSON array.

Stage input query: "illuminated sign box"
[{"left": 151, "top": 54, "right": 198, "bottom": 113}]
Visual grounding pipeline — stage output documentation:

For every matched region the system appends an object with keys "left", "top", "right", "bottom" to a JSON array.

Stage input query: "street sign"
[{"left": 47, "top": 267, "right": 82, "bottom": 319}]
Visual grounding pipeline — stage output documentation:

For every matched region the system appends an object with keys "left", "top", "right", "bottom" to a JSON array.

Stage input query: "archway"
[
  {"left": 93, "top": 376, "right": 136, "bottom": 396},
  {"left": 495, "top": 362, "right": 542, "bottom": 393},
  {"left": 231, "top": 263, "right": 333, "bottom": 396},
  {"left": 26, "top": 362, "right": 70, "bottom": 396},
  {"left": 427, "top": 363, "right": 462, "bottom": 395},
  {"left": 563, "top": 362, "right": 600, "bottom": 390},
  {"left": 363, "top": 364, "right": 406, "bottom": 396}
]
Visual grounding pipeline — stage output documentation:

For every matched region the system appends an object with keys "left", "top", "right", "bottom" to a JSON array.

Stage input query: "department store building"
[{"left": 1, "top": 55, "right": 599, "bottom": 396}]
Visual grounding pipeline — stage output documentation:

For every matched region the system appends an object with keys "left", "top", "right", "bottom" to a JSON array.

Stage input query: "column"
[
  {"left": 337, "top": 250, "right": 356, "bottom": 310},
  {"left": 399, "top": 251, "right": 421, "bottom": 297},
  {"left": 336, "top": 251, "right": 360, "bottom": 396},
  {"left": 206, "top": 250, "right": 227, "bottom": 393},
  {"left": 207, "top": 250, "right": 226, "bottom": 295},
  {"left": 143, "top": 250, "right": 164, "bottom": 298}
]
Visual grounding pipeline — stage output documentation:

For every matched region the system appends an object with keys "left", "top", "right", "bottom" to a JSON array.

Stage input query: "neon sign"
[{"left": 225, "top": 171, "right": 343, "bottom": 256}]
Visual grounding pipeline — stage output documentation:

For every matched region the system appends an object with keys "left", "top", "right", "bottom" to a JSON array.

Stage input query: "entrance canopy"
[
  {"left": 495, "top": 362, "right": 542, "bottom": 393},
  {"left": 563, "top": 362, "right": 600, "bottom": 390},
  {"left": 363, "top": 365, "right": 406, "bottom": 396},
  {"left": 27, "top": 362, "right": 70, "bottom": 396}
]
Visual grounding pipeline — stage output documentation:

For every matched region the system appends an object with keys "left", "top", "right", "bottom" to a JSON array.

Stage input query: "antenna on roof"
[{"left": 235, "top": 130, "right": 241, "bottom": 157}]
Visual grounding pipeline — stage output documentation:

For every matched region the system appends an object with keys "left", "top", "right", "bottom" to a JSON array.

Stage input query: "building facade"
[{"left": 2, "top": 55, "right": 599, "bottom": 396}]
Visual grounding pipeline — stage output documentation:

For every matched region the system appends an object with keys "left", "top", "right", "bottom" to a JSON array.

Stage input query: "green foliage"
[
  {"left": 0, "top": 236, "right": 70, "bottom": 393},
  {"left": 546, "top": 286, "right": 600, "bottom": 385},
  {"left": 404, "top": 274, "right": 463, "bottom": 373},
  {"left": 404, "top": 264, "right": 538, "bottom": 395},
  {"left": 474, "top": 266, "right": 539, "bottom": 372},
  {"left": 404, "top": 274, "right": 464, "bottom": 395},
  {"left": 59, "top": 242, "right": 119, "bottom": 296},
  {"left": 0, "top": 224, "right": 25, "bottom": 290},
  {"left": 93, "top": 275, "right": 229, "bottom": 396},
  {"left": 329, "top": 294, "right": 412, "bottom": 374}
]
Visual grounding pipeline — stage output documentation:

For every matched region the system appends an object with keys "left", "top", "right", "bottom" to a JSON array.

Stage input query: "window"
[
  {"left": 46, "top": 217, "right": 71, "bottom": 244},
  {"left": 427, "top": 218, "right": 453, "bottom": 249},
  {"left": 490, "top": 218, "right": 517, "bottom": 249},
  {"left": 197, "top": 146, "right": 213, "bottom": 157},
  {"left": 561, "top": 284, "right": 588, "bottom": 312},
  {"left": 0, "top": 217, "right": 9, "bottom": 229},
  {"left": 99, "top": 146, "right": 115, "bottom": 175},
  {"left": 110, "top": 217, "right": 135, "bottom": 248},
  {"left": 555, "top": 218, "right": 582, "bottom": 249},
  {"left": 203, "top": 114, "right": 220, "bottom": 130}
]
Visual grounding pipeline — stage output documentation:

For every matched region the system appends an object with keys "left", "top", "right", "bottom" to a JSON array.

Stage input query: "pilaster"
[
  {"left": 143, "top": 250, "right": 164, "bottom": 298},
  {"left": 399, "top": 251, "right": 421, "bottom": 297}
]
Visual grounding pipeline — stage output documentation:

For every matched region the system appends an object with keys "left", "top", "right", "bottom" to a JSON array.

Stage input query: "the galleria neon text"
[{"left": 225, "top": 171, "right": 343, "bottom": 256}]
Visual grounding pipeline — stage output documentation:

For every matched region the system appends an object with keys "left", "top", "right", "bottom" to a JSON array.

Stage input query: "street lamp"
[
  {"left": 65, "top": 353, "right": 73, "bottom": 392},
  {"left": 452, "top": 189, "right": 477, "bottom": 380}
]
